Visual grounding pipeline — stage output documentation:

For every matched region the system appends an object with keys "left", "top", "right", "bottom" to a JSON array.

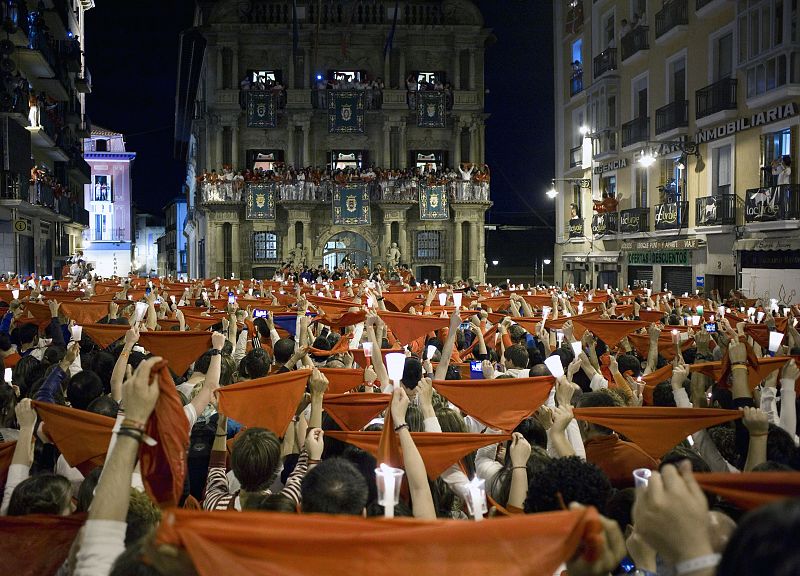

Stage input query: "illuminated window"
[
  {"left": 253, "top": 232, "right": 278, "bottom": 261},
  {"left": 93, "top": 175, "right": 112, "bottom": 202},
  {"left": 416, "top": 231, "right": 441, "bottom": 260}
]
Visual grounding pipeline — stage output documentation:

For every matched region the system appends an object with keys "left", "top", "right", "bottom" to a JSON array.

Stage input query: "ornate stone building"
[{"left": 175, "top": 0, "right": 491, "bottom": 282}]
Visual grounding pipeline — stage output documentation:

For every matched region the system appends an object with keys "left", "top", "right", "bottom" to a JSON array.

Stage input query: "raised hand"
[{"left": 122, "top": 356, "right": 164, "bottom": 424}]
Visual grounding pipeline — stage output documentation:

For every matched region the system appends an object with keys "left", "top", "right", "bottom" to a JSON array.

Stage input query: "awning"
[{"left": 736, "top": 237, "right": 800, "bottom": 252}]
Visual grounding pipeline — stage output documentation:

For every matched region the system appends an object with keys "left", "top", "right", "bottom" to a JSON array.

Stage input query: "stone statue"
[
  {"left": 289, "top": 243, "right": 308, "bottom": 267},
  {"left": 386, "top": 242, "right": 401, "bottom": 268}
]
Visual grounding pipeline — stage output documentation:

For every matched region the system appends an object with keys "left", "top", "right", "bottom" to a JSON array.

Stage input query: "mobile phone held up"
[
  {"left": 704, "top": 322, "right": 717, "bottom": 333},
  {"left": 470, "top": 360, "right": 484, "bottom": 380},
  {"left": 253, "top": 309, "right": 269, "bottom": 319}
]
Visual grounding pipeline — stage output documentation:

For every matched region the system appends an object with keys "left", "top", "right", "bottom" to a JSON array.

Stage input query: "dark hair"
[
  {"left": 230, "top": 427, "right": 281, "bottom": 492},
  {"left": 66, "top": 370, "right": 104, "bottom": 411},
  {"left": 17, "top": 323, "right": 39, "bottom": 346},
  {"left": 504, "top": 345, "right": 529, "bottom": 369},
  {"left": 273, "top": 338, "right": 296, "bottom": 364},
  {"left": 508, "top": 324, "right": 526, "bottom": 345},
  {"left": 241, "top": 348, "right": 271, "bottom": 379},
  {"left": 604, "top": 487, "right": 635, "bottom": 532},
  {"left": 514, "top": 417, "right": 548, "bottom": 449},
  {"left": 7, "top": 474, "right": 72, "bottom": 516},
  {"left": 652, "top": 381, "right": 677, "bottom": 407},
  {"left": 616, "top": 354, "right": 641, "bottom": 377},
  {"left": 126, "top": 489, "right": 161, "bottom": 546},
  {"left": 87, "top": 395, "right": 120, "bottom": 419},
  {"left": 717, "top": 498, "right": 800, "bottom": 576},
  {"left": 0, "top": 332, "right": 12, "bottom": 352},
  {"left": 401, "top": 357, "right": 422, "bottom": 389},
  {"left": 301, "top": 458, "right": 368, "bottom": 516},
  {"left": 660, "top": 446, "right": 710, "bottom": 473},
  {"left": 576, "top": 391, "right": 616, "bottom": 434},
  {"left": 245, "top": 492, "right": 297, "bottom": 512},
  {"left": 766, "top": 424, "right": 799, "bottom": 469},
  {"left": 341, "top": 445, "right": 378, "bottom": 504},
  {"left": 310, "top": 336, "right": 331, "bottom": 362},
  {"left": 90, "top": 351, "right": 116, "bottom": 394},
  {"left": 76, "top": 467, "right": 103, "bottom": 513},
  {"left": 0, "top": 384, "right": 16, "bottom": 428},
  {"left": 524, "top": 456, "right": 612, "bottom": 514}
]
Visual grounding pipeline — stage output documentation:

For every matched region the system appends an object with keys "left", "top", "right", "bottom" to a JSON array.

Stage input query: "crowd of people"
[
  {"left": 0, "top": 268, "right": 798, "bottom": 575},
  {"left": 196, "top": 163, "right": 491, "bottom": 203},
  {"left": 313, "top": 74, "right": 385, "bottom": 110}
]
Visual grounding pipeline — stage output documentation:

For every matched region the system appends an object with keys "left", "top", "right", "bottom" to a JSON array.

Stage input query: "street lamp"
[
  {"left": 491, "top": 260, "right": 499, "bottom": 266},
  {"left": 636, "top": 140, "right": 701, "bottom": 167},
  {"left": 547, "top": 178, "right": 591, "bottom": 199},
  {"left": 542, "top": 258, "right": 551, "bottom": 284}
]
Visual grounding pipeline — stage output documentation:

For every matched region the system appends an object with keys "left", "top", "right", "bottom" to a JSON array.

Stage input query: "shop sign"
[
  {"left": 621, "top": 238, "right": 700, "bottom": 250},
  {"left": 591, "top": 212, "right": 618, "bottom": 236},
  {"left": 654, "top": 202, "right": 688, "bottom": 230},
  {"left": 627, "top": 250, "right": 691, "bottom": 265},
  {"left": 593, "top": 158, "right": 628, "bottom": 175},
  {"left": 695, "top": 103, "right": 798, "bottom": 144}
]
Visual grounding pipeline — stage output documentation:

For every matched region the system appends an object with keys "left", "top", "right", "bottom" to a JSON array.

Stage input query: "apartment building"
[{"left": 554, "top": 0, "right": 799, "bottom": 300}]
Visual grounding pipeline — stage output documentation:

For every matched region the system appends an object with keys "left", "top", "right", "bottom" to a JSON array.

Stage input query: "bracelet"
[
  {"left": 674, "top": 553, "right": 721, "bottom": 575},
  {"left": 209, "top": 349, "right": 221, "bottom": 356},
  {"left": 394, "top": 423, "right": 409, "bottom": 432},
  {"left": 121, "top": 418, "right": 146, "bottom": 432},
  {"left": 376, "top": 297, "right": 384, "bottom": 301},
  {"left": 215, "top": 433, "right": 228, "bottom": 437},
  {"left": 116, "top": 427, "right": 144, "bottom": 442},
  {"left": 749, "top": 431, "right": 769, "bottom": 437},
  {"left": 732, "top": 364, "right": 749, "bottom": 371},
  {"left": 308, "top": 458, "right": 321, "bottom": 465},
  {"left": 512, "top": 466, "right": 527, "bottom": 470},
  {"left": 119, "top": 351, "right": 130, "bottom": 358}
]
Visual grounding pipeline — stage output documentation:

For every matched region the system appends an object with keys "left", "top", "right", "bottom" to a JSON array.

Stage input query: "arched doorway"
[{"left": 323, "top": 231, "right": 372, "bottom": 270}]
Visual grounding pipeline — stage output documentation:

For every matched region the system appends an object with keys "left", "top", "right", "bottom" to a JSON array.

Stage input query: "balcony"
[
  {"left": 593, "top": 49, "right": 617, "bottom": 80},
  {"left": 16, "top": 33, "right": 70, "bottom": 101},
  {"left": 619, "top": 207, "right": 650, "bottom": 233},
  {"left": 654, "top": 201, "right": 689, "bottom": 230},
  {"left": 655, "top": 100, "right": 688, "bottom": 135},
  {"left": 568, "top": 218, "right": 584, "bottom": 239},
  {"left": 621, "top": 116, "right": 650, "bottom": 148},
  {"left": 655, "top": 0, "right": 688, "bottom": 40},
  {"left": 620, "top": 26, "right": 649, "bottom": 62},
  {"left": 565, "top": 1, "right": 584, "bottom": 34},
  {"left": 56, "top": 194, "right": 72, "bottom": 218},
  {"left": 570, "top": 74, "right": 584, "bottom": 97},
  {"left": 695, "top": 195, "right": 739, "bottom": 227},
  {"left": 695, "top": 78, "right": 737, "bottom": 121},
  {"left": 311, "top": 88, "right": 383, "bottom": 111},
  {"left": 591, "top": 129, "right": 618, "bottom": 160},
  {"left": 569, "top": 144, "right": 583, "bottom": 169},
  {"left": 696, "top": 0, "right": 722, "bottom": 12},
  {"left": 591, "top": 211, "right": 618, "bottom": 237},
  {"left": 744, "top": 186, "right": 800, "bottom": 224},
  {"left": 72, "top": 205, "right": 90, "bottom": 227},
  {"left": 76, "top": 67, "right": 92, "bottom": 94}
]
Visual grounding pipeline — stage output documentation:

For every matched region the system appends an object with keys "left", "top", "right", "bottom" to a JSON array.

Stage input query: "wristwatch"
[{"left": 209, "top": 349, "right": 222, "bottom": 356}]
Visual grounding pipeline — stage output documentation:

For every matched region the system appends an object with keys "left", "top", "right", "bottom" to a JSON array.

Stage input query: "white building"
[{"left": 133, "top": 212, "right": 164, "bottom": 277}]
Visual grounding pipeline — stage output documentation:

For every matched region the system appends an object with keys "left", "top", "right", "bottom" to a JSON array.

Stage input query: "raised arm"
[
  {"left": 111, "top": 326, "right": 139, "bottom": 403},
  {"left": 391, "top": 387, "right": 436, "bottom": 520},
  {"left": 434, "top": 310, "right": 462, "bottom": 381}
]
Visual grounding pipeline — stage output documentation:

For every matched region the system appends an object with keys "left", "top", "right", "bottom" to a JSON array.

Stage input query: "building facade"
[
  {"left": 0, "top": 0, "right": 93, "bottom": 277},
  {"left": 554, "top": 0, "right": 800, "bottom": 300},
  {"left": 82, "top": 126, "right": 135, "bottom": 276},
  {"left": 163, "top": 197, "right": 187, "bottom": 277},
  {"left": 175, "top": 0, "right": 491, "bottom": 282},
  {"left": 133, "top": 212, "right": 164, "bottom": 277}
]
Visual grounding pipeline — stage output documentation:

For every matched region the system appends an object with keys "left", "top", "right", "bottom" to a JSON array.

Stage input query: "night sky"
[{"left": 85, "top": 0, "right": 555, "bottom": 256}]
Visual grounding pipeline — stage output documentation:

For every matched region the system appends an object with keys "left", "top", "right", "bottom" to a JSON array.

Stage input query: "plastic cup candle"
[
  {"left": 134, "top": 302, "right": 148, "bottom": 323},
  {"left": 452, "top": 292, "right": 463, "bottom": 308},
  {"left": 541, "top": 306, "right": 551, "bottom": 322},
  {"left": 757, "top": 311, "right": 765, "bottom": 323},
  {"left": 571, "top": 341, "right": 582, "bottom": 358},
  {"left": 718, "top": 306, "right": 725, "bottom": 318},
  {"left": 544, "top": 356, "right": 565, "bottom": 378},
  {"left": 770, "top": 299, "right": 779, "bottom": 312},
  {"left": 633, "top": 468, "right": 652, "bottom": 488},
  {"left": 375, "top": 464, "right": 404, "bottom": 519},
  {"left": 671, "top": 329, "right": 679, "bottom": 344},
  {"left": 691, "top": 315, "right": 701, "bottom": 326},
  {"left": 71, "top": 325, "right": 82, "bottom": 342},
  {"left": 696, "top": 305, "right": 704, "bottom": 315},
  {"left": 556, "top": 330, "right": 564, "bottom": 347},
  {"left": 466, "top": 477, "right": 487, "bottom": 522},
  {"left": 438, "top": 293, "right": 447, "bottom": 307},
  {"left": 335, "top": 290, "right": 340, "bottom": 299},
  {"left": 11, "top": 289, "right": 18, "bottom": 300},
  {"left": 385, "top": 353, "right": 406, "bottom": 390},
  {"left": 769, "top": 331, "right": 784, "bottom": 354},
  {"left": 747, "top": 307, "right": 756, "bottom": 319},
  {"left": 426, "top": 344, "right": 437, "bottom": 360},
  {"left": 645, "top": 288, "right": 651, "bottom": 297}
]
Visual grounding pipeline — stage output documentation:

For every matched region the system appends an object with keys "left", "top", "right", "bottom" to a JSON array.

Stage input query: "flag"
[
  {"left": 292, "top": 0, "right": 299, "bottom": 57},
  {"left": 384, "top": 0, "right": 399, "bottom": 59}
]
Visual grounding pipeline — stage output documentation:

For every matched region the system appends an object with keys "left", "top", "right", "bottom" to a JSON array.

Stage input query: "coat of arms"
[
  {"left": 345, "top": 195, "right": 357, "bottom": 212},
  {"left": 256, "top": 103, "right": 267, "bottom": 118},
  {"left": 341, "top": 104, "right": 352, "bottom": 122},
  {"left": 429, "top": 191, "right": 439, "bottom": 208},
  {"left": 255, "top": 192, "right": 266, "bottom": 208},
  {"left": 426, "top": 103, "right": 437, "bottom": 118}
]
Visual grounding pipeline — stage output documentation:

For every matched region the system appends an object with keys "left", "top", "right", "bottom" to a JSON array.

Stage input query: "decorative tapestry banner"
[
  {"left": 328, "top": 90, "right": 365, "bottom": 133},
  {"left": 246, "top": 91, "right": 277, "bottom": 129},
  {"left": 419, "top": 185, "right": 449, "bottom": 220},
  {"left": 416, "top": 91, "right": 446, "bottom": 128},
  {"left": 245, "top": 182, "right": 276, "bottom": 220},
  {"left": 332, "top": 184, "right": 371, "bottom": 225}
]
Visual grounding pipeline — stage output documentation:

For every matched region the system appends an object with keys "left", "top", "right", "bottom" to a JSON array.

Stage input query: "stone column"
[
  {"left": 303, "top": 50, "right": 310, "bottom": 89},
  {"left": 452, "top": 118, "right": 461, "bottom": 165},
  {"left": 397, "top": 217, "right": 408, "bottom": 266},
  {"left": 468, "top": 220, "right": 479, "bottom": 279},
  {"left": 231, "top": 222, "right": 240, "bottom": 272},
  {"left": 468, "top": 48, "right": 476, "bottom": 91},
  {"left": 286, "top": 222, "right": 296, "bottom": 261},
  {"left": 399, "top": 123, "right": 407, "bottom": 164},
  {"left": 383, "top": 50, "right": 391, "bottom": 85},
  {"left": 301, "top": 120, "right": 311, "bottom": 166},
  {"left": 453, "top": 219, "right": 462, "bottom": 281},
  {"left": 288, "top": 49, "right": 296, "bottom": 89},
  {"left": 383, "top": 124, "right": 391, "bottom": 169},
  {"left": 478, "top": 123, "right": 485, "bottom": 164},
  {"left": 232, "top": 46, "right": 239, "bottom": 87},
  {"left": 231, "top": 123, "right": 239, "bottom": 168},
  {"left": 477, "top": 218, "right": 485, "bottom": 282},
  {"left": 287, "top": 119, "right": 296, "bottom": 166},
  {"left": 215, "top": 222, "right": 225, "bottom": 277},
  {"left": 216, "top": 47, "right": 223, "bottom": 90},
  {"left": 469, "top": 123, "right": 478, "bottom": 163},
  {"left": 215, "top": 127, "right": 223, "bottom": 167},
  {"left": 452, "top": 49, "right": 460, "bottom": 89},
  {"left": 302, "top": 220, "right": 313, "bottom": 264},
  {"left": 398, "top": 51, "right": 406, "bottom": 88},
  {"left": 383, "top": 221, "right": 391, "bottom": 258}
]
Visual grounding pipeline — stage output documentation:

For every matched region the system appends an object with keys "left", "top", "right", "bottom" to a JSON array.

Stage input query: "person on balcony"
[
  {"left": 27, "top": 91, "right": 39, "bottom": 128},
  {"left": 772, "top": 156, "right": 792, "bottom": 186},
  {"left": 620, "top": 18, "right": 631, "bottom": 38}
]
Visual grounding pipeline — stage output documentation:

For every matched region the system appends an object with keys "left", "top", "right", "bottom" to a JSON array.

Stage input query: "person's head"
[
  {"left": 524, "top": 456, "right": 612, "bottom": 514},
  {"left": 660, "top": 446, "right": 711, "bottom": 473},
  {"left": 782, "top": 155, "right": 792, "bottom": 168},
  {"left": 76, "top": 467, "right": 103, "bottom": 513},
  {"left": 301, "top": 458, "right": 368, "bottom": 516},
  {"left": 193, "top": 350, "right": 213, "bottom": 376},
  {"left": 401, "top": 357, "right": 422, "bottom": 391},
  {"left": 514, "top": 417, "right": 548, "bottom": 449},
  {"left": 17, "top": 323, "right": 39, "bottom": 349},
  {"left": 245, "top": 492, "right": 297, "bottom": 513},
  {"left": 230, "top": 428, "right": 281, "bottom": 493},
  {"left": 66, "top": 370, "right": 104, "bottom": 411},
  {"left": 765, "top": 424, "right": 799, "bottom": 469},
  {"left": 504, "top": 345, "right": 529, "bottom": 370},
  {"left": 508, "top": 324, "right": 527, "bottom": 345},
  {"left": 716, "top": 498, "right": 800, "bottom": 576},
  {"left": 86, "top": 395, "right": 120, "bottom": 419},
  {"left": 575, "top": 391, "right": 616, "bottom": 438},
  {"left": 652, "top": 381, "right": 677, "bottom": 407},
  {"left": 273, "top": 338, "right": 296, "bottom": 365},
  {"left": 0, "top": 383, "right": 16, "bottom": 428},
  {"left": 126, "top": 488, "right": 162, "bottom": 546},
  {"left": 241, "top": 348, "right": 271, "bottom": 379},
  {"left": 616, "top": 353, "right": 641, "bottom": 378},
  {"left": 7, "top": 474, "right": 72, "bottom": 516},
  {"left": 604, "top": 487, "right": 635, "bottom": 532}
]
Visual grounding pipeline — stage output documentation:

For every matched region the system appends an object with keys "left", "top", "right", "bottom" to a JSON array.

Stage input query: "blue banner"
[
  {"left": 332, "top": 183, "right": 371, "bottom": 225},
  {"left": 419, "top": 185, "right": 450, "bottom": 220},
  {"left": 246, "top": 91, "right": 277, "bottom": 128},
  {"left": 328, "top": 90, "right": 365, "bottom": 133},
  {"left": 245, "top": 182, "right": 276, "bottom": 220},
  {"left": 416, "top": 91, "right": 447, "bottom": 128}
]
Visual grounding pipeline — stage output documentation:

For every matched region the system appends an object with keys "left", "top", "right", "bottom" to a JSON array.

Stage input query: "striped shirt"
[{"left": 202, "top": 449, "right": 311, "bottom": 511}]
